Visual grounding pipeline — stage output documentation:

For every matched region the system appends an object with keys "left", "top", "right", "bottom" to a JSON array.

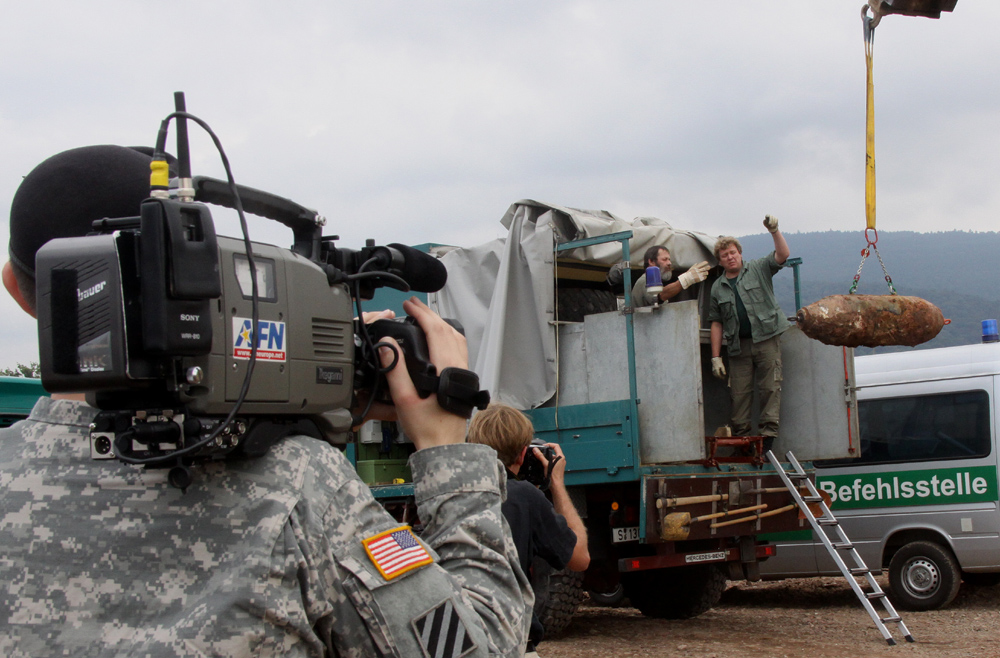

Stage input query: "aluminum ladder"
[{"left": 766, "top": 450, "right": 914, "bottom": 646}]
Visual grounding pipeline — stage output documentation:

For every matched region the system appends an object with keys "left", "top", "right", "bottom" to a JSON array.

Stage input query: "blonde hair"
[
  {"left": 467, "top": 403, "right": 534, "bottom": 468},
  {"left": 713, "top": 236, "right": 743, "bottom": 261}
]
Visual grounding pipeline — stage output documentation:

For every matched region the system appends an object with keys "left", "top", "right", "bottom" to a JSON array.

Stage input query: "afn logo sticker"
[{"left": 232, "top": 317, "right": 287, "bottom": 362}]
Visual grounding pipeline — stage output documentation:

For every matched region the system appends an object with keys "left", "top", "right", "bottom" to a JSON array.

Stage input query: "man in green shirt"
[{"left": 707, "top": 216, "right": 790, "bottom": 452}]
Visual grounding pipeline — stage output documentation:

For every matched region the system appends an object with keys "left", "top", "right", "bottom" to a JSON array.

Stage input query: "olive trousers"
[{"left": 728, "top": 334, "right": 783, "bottom": 444}]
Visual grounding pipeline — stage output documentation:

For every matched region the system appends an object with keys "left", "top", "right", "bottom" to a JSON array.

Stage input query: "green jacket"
[{"left": 708, "top": 251, "right": 789, "bottom": 357}]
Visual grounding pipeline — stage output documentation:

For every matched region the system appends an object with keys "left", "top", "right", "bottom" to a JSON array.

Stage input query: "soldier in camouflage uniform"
[{"left": 0, "top": 145, "right": 531, "bottom": 657}]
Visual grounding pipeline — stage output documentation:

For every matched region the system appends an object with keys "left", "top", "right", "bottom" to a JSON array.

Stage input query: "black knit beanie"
[{"left": 8, "top": 145, "right": 166, "bottom": 276}]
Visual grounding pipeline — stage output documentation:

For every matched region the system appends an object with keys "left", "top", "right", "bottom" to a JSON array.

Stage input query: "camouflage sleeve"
[{"left": 410, "top": 443, "right": 532, "bottom": 657}]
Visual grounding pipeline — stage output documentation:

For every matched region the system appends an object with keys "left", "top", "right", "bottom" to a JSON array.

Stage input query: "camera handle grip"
[
  {"left": 541, "top": 453, "right": 562, "bottom": 491},
  {"left": 367, "top": 318, "right": 490, "bottom": 419},
  {"left": 192, "top": 176, "right": 322, "bottom": 258},
  {"left": 435, "top": 368, "right": 490, "bottom": 419}
]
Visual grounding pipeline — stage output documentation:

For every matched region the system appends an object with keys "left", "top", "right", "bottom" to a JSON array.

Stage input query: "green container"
[
  {"left": 0, "top": 376, "right": 48, "bottom": 428},
  {"left": 356, "top": 460, "right": 412, "bottom": 485}
]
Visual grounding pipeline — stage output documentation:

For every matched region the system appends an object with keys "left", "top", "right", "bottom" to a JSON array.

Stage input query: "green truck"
[
  {"left": 356, "top": 200, "right": 859, "bottom": 629},
  {"left": 6, "top": 198, "right": 858, "bottom": 631},
  {"left": 0, "top": 376, "right": 47, "bottom": 429}
]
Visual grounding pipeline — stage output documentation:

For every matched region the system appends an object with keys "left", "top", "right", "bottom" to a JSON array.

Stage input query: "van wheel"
[
  {"left": 888, "top": 541, "right": 961, "bottom": 610},
  {"left": 622, "top": 564, "right": 727, "bottom": 619}
]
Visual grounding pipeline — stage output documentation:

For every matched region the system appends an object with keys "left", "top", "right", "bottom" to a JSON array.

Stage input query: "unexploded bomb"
[{"left": 796, "top": 294, "right": 945, "bottom": 348}]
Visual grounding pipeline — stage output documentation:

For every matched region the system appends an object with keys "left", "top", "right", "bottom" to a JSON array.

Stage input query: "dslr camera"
[{"left": 520, "top": 438, "right": 560, "bottom": 490}]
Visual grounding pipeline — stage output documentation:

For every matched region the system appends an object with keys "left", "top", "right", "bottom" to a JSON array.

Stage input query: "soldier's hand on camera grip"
[
  {"left": 352, "top": 309, "right": 399, "bottom": 425},
  {"left": 361, "top": 309, "right": 396, "bottom": 324},
  {"left": 381, "top": 297, "right": 469, "bottom": 449}
]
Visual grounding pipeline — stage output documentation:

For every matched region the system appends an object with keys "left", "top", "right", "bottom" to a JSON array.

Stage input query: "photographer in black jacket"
[{"left": 468, "top": 403, "right": 589, "bottom": 655}]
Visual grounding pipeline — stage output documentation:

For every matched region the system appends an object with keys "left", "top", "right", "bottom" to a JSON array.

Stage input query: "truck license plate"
[{"left": 612, "top": 526, "right": 640, "bottom": 543}]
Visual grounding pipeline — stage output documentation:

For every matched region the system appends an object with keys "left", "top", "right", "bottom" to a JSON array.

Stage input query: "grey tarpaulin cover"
[{"left": 428, "top": 200, "right": 718, "bottom": 410}]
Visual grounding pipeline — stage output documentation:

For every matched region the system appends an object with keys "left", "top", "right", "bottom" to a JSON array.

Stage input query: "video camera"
[{"left": 33, "top": 95, "right": 488, "bottom": 488}]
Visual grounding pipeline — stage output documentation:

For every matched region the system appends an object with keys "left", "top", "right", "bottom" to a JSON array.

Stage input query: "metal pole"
[{"left": 786, "top": 256, "right": 803, "bottom": 311}]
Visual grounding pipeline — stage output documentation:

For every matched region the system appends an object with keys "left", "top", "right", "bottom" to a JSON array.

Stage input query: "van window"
[{"left": 818, "top": 390, "right": 992, "bottom": 467}]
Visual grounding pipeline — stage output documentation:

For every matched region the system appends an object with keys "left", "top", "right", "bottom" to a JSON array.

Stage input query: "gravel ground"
[{"left": 538, "top": 576, "right": 1000, "bottom": 658}]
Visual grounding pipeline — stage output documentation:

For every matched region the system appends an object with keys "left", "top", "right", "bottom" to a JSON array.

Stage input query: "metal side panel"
[
  {"left": 554, "top": 322, "right": 589, "bottom": 406},
  {"left": 582, "top": 302, "right": 705, "bottom": 463},
  {"left": 633, "top": 302, "right": 706, "bottom": 462},
  {"left": 579, "top": 311, "right": 628, "bottom": 405},
  {"left": 524, "top": 400, "right": 637, "bottom": 486},
  {"left": 778, "top": 327, "right": 858, "bottom": 460}
]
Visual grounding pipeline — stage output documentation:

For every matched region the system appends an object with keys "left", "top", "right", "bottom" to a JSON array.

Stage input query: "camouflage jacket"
[{"left": 0, "top": 398, "right": 530, "bottom": 657}]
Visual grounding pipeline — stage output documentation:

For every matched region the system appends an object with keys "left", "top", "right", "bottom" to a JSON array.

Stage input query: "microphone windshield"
[{"left": 388, "top": 243, "right": 448, "bottom": 293}]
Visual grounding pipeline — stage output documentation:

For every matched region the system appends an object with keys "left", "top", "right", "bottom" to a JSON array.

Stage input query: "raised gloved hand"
[
  {"left": 711, "top": 357, "right": 727, "bottom": 380},
  {"left": 763, "top": 215, "right": 779, "bottom": 233},
  {"left": 677, "top": 261, "right": 711, "bottom": 289}
]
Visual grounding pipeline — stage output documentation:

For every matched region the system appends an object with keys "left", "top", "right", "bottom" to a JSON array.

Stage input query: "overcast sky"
[{"left": 2, "top": 1, "right": 996, "bottom": 371}]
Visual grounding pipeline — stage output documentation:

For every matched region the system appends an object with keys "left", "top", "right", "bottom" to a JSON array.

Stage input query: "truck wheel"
[
  {"left": 622, "top": 564, "right": 727, "bottom": 619},
  {"left": 531, "top": 559, "right": 584, "bottom": 637},
  {"left": 888, "top": 540, "right": 961, "bottom": 611},
  {"left": 556, "top": 287, "right": 618, "bottom": 322},
  {"left": 587, "top": 583, "right": 626, "bottom": 607}
]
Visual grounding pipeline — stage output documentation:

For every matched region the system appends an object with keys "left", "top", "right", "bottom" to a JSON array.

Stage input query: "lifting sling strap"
[{"left": 863, "top": 6, "right": 877, "bottom": 231}]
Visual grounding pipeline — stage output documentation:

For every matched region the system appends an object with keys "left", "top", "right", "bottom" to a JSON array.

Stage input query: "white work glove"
[
  {"left": 677, "top": 261, "right": 711, "bottom": 290},
  {"left": 711, "top": 357, "right": 727, "bottom": 380},
  {"left": 763, "top": 215, "right": 779, "bottom": 233}
]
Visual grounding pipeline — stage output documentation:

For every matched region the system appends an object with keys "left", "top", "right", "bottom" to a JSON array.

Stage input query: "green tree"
[{"left": 0, "top": 362, "right": 41, "bottom": 378}]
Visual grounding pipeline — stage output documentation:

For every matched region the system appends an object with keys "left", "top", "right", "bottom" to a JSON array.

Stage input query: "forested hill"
[{"left": 735, "top": 230, "right": 1000, "bottom": 354}]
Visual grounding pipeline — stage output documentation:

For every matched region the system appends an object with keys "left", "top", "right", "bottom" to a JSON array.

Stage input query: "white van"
[{"left": 759, "top": 341, "right": 1000, "bottom": 610}]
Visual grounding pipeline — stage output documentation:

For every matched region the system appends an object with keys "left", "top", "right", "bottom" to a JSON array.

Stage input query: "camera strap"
[
  {"left": 435, "top": 367, "right": 491, "bottom": 419},
  {"left": 542, "top": 454, "right": 561, "bottom": 491}
]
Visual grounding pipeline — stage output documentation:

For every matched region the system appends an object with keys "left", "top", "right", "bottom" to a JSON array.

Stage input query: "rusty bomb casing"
[{"left": 796, "top": 294, "right": 944, "bottom": 348}]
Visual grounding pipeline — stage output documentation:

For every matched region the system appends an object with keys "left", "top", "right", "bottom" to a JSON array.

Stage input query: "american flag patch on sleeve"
[{"left": 362, "top": 525, "right": 434, "bottom": 580}]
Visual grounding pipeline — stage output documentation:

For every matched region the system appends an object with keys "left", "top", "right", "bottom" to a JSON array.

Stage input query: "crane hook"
[{"left": 862, "top": 3, "right": 882, "bottom": 30}]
